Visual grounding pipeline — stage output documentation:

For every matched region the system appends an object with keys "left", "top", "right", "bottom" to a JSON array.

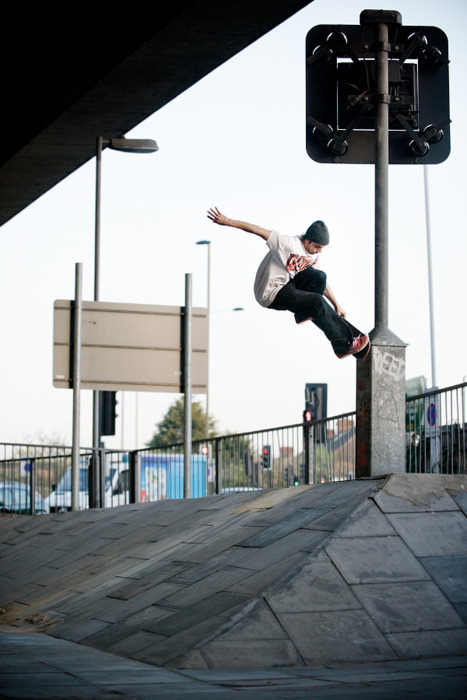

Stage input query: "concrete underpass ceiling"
[{"left": 0, "top": 1, "right": 314, "bottom": 228}]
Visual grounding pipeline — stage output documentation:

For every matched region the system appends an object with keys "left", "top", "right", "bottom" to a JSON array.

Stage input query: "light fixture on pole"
[
  {"left": 92, "top": 135, "right": 158, "bottom": 505},
  {"left": 196, "top": 240, "right": 211, "bottom": 438}
]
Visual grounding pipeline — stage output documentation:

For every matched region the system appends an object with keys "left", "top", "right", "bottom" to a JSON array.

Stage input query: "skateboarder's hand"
[
  {"left": 207, "top": 207, "right": 229, "bottom": 226},
  {"left": 207, "top": 209, "right": 271, "bottom": 240},
  {"left": 334, "top": 304, "right": 346, "bottom": 318}
]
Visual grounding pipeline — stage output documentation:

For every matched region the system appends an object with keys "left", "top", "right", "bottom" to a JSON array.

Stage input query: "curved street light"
[{"left": 93, "top": 135, "right": 158, "bottom": 476}]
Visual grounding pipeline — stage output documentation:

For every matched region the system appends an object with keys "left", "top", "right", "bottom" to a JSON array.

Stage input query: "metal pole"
[
  {"left": 29, "top": 458, "right": 36, "bottom": 516},
  {"left": 424, "top": 164, "right": 437, "bottom": 388},
  {"left": 72, "top": 262, "right": 83, "bottom": 511},
  {"left": 184, "top": 273, "right": 193, "bottom": 499},
  {"left": 206, "top": 243, "right": 211, "bottom": 438},
  {"left": 134, "top": 451, "right": 141, "bottom": 504},
  {"left": 135, "top": 393, "right": 139, "bottom": 447},
  {"left": 94, "top": 137, "right": 103, "bottom": 302},
  {"left": 355, "top": 14, "right": 406, "bottom": 478},
  {"left": 121, "top": 392, "right": 125, "bottom": 449},
  {"left": 91, "top": 137, "right": 102, "bottom": 507},
  {"left": 374, "top": 21, "right": 389, "bottom": 331},
  {"left": 215, "top": 438, "right": 222, "bottom": 495}
]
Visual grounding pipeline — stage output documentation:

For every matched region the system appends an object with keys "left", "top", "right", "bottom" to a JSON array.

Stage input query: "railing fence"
[{"left": 1, "top": 382, "right": 465, "bottom": 515}]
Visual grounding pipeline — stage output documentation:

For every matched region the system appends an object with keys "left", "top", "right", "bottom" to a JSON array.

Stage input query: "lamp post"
[
  {"left": 92, "top": 135, "right": 158, "bottom": 502},
  {"left": 195, "top": 241, "right": 245, "bottom": 438},
  {"left": 196, "top": 240, "right": 211, "bottom": 438}
]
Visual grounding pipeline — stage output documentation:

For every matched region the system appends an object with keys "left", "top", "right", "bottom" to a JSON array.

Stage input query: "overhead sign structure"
[
  {"left": 53, "top": 300, "right": 208, "bottom": 393},
  {"left": 306, "top": 14, "right": 450, "bottom": 164},
  {"left": 305, "top": 10, "right": 451, "bottom": 477}
]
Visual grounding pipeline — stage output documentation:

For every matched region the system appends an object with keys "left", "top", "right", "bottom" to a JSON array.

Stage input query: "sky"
[{"left": 1, "top": 0, "right": 466, "bottom": 450}]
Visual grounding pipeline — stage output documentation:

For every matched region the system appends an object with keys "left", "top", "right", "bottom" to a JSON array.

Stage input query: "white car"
[{"left": 0, "top": 481, "right": 49, "bottom": 515}]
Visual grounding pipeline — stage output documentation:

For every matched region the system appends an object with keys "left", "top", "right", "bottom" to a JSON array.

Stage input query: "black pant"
[{"left": 269, "top": 267, "right": 357, "bottom": 354}]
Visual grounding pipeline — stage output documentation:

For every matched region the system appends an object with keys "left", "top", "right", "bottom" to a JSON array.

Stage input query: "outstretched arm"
[
  {"left": 207, "top": 207, "right": 270, "bottom": 241},
  {"left": 324, "top": 283, "right": 346, "bottom": 318}
]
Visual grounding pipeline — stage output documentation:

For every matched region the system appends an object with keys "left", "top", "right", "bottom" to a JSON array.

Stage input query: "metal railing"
[
  {"left": 0, "top": 443, "right": 93, "bottom": 515},
  {"left": 406, "top": 382, "right": 466, "bottom": 474},
  {"left": 1, "top": 382, "right": 465, "bottom": 515}
]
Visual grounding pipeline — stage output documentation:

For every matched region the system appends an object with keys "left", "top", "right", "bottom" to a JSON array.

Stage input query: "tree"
[{"left": 147, "top": 398, "right": 217, "bottom": 448}]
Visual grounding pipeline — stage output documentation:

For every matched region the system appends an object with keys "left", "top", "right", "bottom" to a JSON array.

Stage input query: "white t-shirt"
[{"left": 254, "top": 229, "right": 320, "bottom": 307}]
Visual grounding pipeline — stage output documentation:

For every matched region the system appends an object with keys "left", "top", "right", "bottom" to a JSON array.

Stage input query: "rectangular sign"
[{"left": 53, "top": 300, "right": 208, "bottom": 393}]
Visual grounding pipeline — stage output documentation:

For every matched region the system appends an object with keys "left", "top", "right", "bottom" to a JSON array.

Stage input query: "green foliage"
[{"left": 147, "top": 398, "right": 217, "bottom": 448}]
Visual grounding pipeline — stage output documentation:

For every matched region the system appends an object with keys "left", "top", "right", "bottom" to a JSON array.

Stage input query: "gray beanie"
[{"left": 304, "top": 220, "right": 329, "bottom": 245}]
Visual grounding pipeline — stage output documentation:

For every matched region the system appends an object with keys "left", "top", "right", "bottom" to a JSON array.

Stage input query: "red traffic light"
[{"left": 304, "top": 409, "right": 313, "bottom": 422}]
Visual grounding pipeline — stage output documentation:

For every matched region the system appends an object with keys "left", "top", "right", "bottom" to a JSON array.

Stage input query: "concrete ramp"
[{"left": 0, "top": 475, "right": 466, "bottom": 669}]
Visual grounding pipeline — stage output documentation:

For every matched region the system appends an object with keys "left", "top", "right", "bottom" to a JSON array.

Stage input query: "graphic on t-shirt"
[{"left": 285, "top": 253, "right": 316, "bottom": 273}]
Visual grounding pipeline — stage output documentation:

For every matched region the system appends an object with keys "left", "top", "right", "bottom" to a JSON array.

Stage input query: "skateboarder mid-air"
[{"left": 207, "top": 207, "right": 369, "bottom": 359}]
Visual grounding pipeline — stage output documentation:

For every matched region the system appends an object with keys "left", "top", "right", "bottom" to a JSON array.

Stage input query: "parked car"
[
  {"left": 45, "top": 462, "right": 90, "bottom": 512},
  {"left": 0, "top": 481, "right": 49, "bottom": 515},
  {"left": 45, "top": 457, "right": 130, "bottom": 512}
]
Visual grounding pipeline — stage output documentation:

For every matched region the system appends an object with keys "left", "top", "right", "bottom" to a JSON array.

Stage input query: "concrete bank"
[{"left": 0, "top": 475, "right": 466, "bottom": 695}]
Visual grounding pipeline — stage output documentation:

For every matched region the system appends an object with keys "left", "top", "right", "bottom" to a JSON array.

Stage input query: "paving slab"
[
  {"left": 451, "top": 490, "right": 467, "bottom": 515},
  {"left": 265, "top": 553, "right": 361, "bottom": 613},
  {"left": 132, "top": 615, "right": 232, "bottom": 667},
  {"left": 325, "top": 535, "right": 431, "bottom": 584},
  {"left": 236, "top": 508, "right": 333, "bottom": 547},
  {"left": 200, "top": 638, "right": 304, "bottom": 669},
  {"left": 277, "top": 609, "right": 397, "bottom": 665},
  {"left": 386, "top": 511, "right": 467, "bottom": 557},
  {"left": 210, "top": 598, "right": 288, "bottom": 642},
  {"left": 374, "top": 474, "right": 465, "bottom": 513},
  {"left": 352, "top": 580, "right": 465, "bottom": 633},
  {"left": 226, "top": 552, "right": 304, "bottom": 595},
  {"left": 229, "top": 528, "right": 318, "bottom": 571},
  {"left": 386, "top": 627, "right": 467, "bottom": 658},
  {"left": 146, "top": 592, "right": 250, "bottom": 637},
  {"left": 419, "top": 555, "right": 467, "bottom": 604},
  {"left": 157, "top": 565, "right": 253, "bottom": 608},
  {"left": 337, "top": 500, "right": 397, "bottom": 537},
  {"left": 49, "top": 617, "right": 110, "bottom": 643}
]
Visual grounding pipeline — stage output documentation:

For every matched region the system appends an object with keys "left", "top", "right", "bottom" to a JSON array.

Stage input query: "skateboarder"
[{"left": 207, "top": 207, "right": 369, "bottom": 359}]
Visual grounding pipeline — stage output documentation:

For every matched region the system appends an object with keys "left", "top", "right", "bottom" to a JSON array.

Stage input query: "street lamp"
[
  {"left": 196, "top": 241, "right": 245, "bottom": 438},
  {"left": 93, "top": 135, "right": 158, "bottom": 468},
  {"left": 196, "top": 240, "right": 211, "bottom": 438},
  {"left": 94, "top": 136, "right": 158, "bottom": 300}
]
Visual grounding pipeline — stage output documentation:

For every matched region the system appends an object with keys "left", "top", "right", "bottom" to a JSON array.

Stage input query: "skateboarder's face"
[{"left": 303, "top": 239, "right": 326, "bottom": 255}]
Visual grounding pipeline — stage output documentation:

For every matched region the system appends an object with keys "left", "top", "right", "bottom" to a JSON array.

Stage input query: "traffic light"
[
  {"left": 262, "top": 445, "right": 271, "bottom": 470},
  {"left": 99, "top": 391, "right": 117, "bottom": 436},
  {"left": 304, "top": 384, "right": 328, "bottom": 442}
]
